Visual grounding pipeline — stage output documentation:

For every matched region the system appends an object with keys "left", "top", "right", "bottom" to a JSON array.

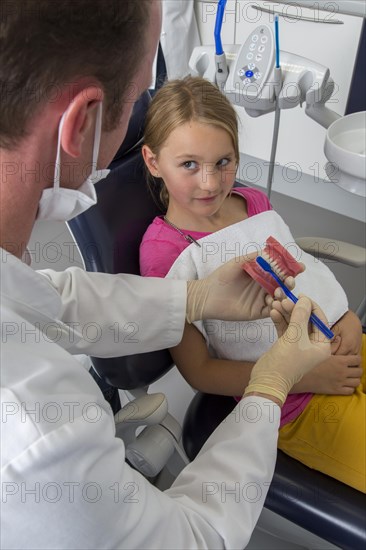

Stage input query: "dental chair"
[
  {"left": 68, "top": 91, "right": 188, "bottom": 478},
  {"left": 67, "top": 91, "right": 365, "bottom": 550}
]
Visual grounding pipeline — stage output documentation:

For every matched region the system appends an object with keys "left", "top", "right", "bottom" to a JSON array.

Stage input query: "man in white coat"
[
  {"left": 0, "top": 1, "right": 330, "bottom": 548},
  {"left": 160, "top": 0, "right": 201, "bottom": 80}
]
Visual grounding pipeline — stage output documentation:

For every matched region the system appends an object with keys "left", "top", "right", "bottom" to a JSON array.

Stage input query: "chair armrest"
[{"left": 295, "top": 237, "right": 366, "bottom": 267}]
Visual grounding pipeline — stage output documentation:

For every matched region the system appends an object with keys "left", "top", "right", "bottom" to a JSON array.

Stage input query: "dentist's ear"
[
  {"left": 60, "top": 86, "right": 104, "bottom": 158},
  {"left": 142, "top": 144, "right": 159, "bottom": 176}
]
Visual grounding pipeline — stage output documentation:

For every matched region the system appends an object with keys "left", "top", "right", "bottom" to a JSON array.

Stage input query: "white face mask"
[{"left": 36, "top": 102, "right": 110, "bottom": 221}]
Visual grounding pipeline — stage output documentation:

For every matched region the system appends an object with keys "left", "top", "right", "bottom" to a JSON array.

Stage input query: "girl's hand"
[
  {"left": 292, "top": 353, "right": 362, "bottom": 395},
  {"left": 244, "top": 296, "right": 331, "bottom": 406},
  {"left": 272, "top": 303, "right": 363, "bottom": 395},
  {"left": 331, "top": 310, "right": 362, "bottom": 356}
]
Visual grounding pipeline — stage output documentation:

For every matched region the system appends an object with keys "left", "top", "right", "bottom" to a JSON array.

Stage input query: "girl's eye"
[
  {"left": 183, "top": 161, "right": 198, "bottom": 170},
  {"left": 217, "top": 158, "right": 231, "bottom": 167}
]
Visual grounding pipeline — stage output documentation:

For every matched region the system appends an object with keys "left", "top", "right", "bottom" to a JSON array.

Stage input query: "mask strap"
[
  {"left": 92, "top": 102, "right": 103, "bottom": 168},
  {"left": 53, "top": 110, "right": 68, "bottom": 191},
  {"left": 53, "top": 101, "right": 103, "bottom": 190}
]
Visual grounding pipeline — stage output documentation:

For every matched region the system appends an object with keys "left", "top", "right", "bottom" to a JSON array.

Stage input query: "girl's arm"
[
  {"left": 292, "top": 353, "right": 362, "bottom": 395},
  {"left": 293, "top": 310, "right": 363, "bottom": 394},
  {"left": 171, "top": 322, "right": 362, "bottom": 397},
  {"left": 170, "top": 323, "right": 254, "bottom": 396}
]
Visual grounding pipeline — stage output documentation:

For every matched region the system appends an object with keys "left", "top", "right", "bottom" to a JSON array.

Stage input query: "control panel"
[{"left": 232, "top": 25, "right": 275, "bottom": 99}]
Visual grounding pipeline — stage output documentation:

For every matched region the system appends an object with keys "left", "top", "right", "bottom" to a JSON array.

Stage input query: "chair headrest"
[{"left": 109, "top": 90, "right": 151, "bottom": 168}]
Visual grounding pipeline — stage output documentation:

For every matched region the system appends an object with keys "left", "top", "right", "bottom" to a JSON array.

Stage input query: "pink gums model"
[{"left": 242, "top": 236, "right": 303, "bottom": 295}]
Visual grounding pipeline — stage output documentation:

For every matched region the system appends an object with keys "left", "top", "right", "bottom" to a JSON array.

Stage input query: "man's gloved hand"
[
  {"left": 244, "top": 296, "right": 331, "bottom": 406},
  {"left": 185, "top": 253, "right": 298, "bottom": 323}
]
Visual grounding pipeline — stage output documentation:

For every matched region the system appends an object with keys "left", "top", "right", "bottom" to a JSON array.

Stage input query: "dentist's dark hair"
[{"left": 0, "top": 0, "right": 150, "bottom": 148}]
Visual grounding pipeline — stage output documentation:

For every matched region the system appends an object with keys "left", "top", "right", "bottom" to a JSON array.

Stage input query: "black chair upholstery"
[
  {"left": 108, "top": 90, "right": 151, "bottom": 169},
  {"left": 68, "top": 91, "right": 173, "bottom": 390},
  {"left": 183, "top": 391, "right": 366, "bottom": 550}
]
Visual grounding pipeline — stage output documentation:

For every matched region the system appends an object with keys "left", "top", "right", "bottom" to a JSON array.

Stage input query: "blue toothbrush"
[{"left": 256, "top": 256, "right": 334, "bottom": 340}]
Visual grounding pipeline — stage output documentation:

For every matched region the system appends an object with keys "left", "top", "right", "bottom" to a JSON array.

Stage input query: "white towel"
[{"left": 166, "top": 210, "right": 348, "bottom": 362}]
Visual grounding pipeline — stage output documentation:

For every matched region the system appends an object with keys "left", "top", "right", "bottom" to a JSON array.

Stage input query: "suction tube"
[
  {"left": 214, "top": 0, "right": 227, "bottom": 55},
  {"left": 214, "top": 0, "right": 229, "bottom": 90},
  {"left": 275, "top": 14, "right": 280, "bottom": 68}
]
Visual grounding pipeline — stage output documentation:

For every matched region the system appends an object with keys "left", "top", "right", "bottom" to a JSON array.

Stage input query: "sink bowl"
[{"left": 324, "top": 111, "right": 366, "bottom": 196}]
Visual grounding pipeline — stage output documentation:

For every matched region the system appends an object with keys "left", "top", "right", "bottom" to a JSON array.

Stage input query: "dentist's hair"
[
  {"left": 0, "top": 0, "right": 150, "bottom": 148},
  {"left": 144, "top": 76, "right": 240, "bottom": 208}
]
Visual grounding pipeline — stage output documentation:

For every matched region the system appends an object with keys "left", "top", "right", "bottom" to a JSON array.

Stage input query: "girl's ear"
[{"left": 142, "top": 145, "right": 159, "bottom": 177}]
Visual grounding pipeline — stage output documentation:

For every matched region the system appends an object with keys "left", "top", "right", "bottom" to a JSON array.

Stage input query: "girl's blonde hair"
[{"left": 144, "top": 76, "right": 239, "bottom": 208}]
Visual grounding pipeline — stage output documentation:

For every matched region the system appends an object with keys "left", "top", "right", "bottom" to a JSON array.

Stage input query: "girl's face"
[{"left": 144, "top": 120, "right": 237, "bottom": 223}]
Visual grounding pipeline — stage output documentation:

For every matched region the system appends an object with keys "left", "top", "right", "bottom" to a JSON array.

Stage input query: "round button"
[
  {"left": 249, "top": 43, "right": 256, "bottom": 51},
  {"left": 254, "top": 72, "right": 262, "bottom": 80},
  {"left": 258, "top": 45, "right": 265, "bottom": 53},
  {"left": 246, "top": 52, "right": 253, "bottom": 60},
  {"left": 255, "top": 54, "right": 262, "bottom": 62},
  {"left": 245, "top": 70, "right": 254, "bottom": 78},
  {"left": 261, "top": 36, "right": 268, "bottom": 44},
  {"left": 238, "top": 68, "right": 245, "bottom": 76},
  {"left": 248, "top": 63, "right": 256, "bottom": 70},
  {"left": 244, "top": 78, "right": 251, "bottom": 85},
  {"left": 252, "top": 34, "right": 259, "bottom": 42}
]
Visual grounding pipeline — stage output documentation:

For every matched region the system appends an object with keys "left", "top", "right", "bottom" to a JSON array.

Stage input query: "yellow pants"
[{"left": 278, "top": 334, "right": 366, "bottom": 492}]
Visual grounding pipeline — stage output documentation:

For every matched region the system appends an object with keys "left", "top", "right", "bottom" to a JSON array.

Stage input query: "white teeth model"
[
  {"left": 261, "top": 252, "right": 286, "bottom": 280},
  {"left": 260, "top": 246, "right": 290, "bottom": 280}
]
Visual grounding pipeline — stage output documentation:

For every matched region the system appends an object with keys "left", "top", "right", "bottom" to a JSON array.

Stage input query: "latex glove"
[
  {"left": 186, "top": 254, "right": 297, "bottom": 323},
  {"left": 244, "top": 296, "right": 331, "bottom": 406}
]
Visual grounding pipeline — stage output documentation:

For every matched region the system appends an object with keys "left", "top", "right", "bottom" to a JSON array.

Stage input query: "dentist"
[{"left": 1, "top": 2, "right": 330, "bottom": 549}]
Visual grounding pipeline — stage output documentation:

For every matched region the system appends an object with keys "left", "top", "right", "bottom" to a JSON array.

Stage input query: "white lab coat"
[
  {"left": 153, "top": 0, "right": 201, "bottom": 83},
  {"left": 1, "top": 250, "right": 280, "bottom": 549}
]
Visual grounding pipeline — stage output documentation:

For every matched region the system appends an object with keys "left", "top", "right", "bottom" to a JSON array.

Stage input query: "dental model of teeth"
[{"left": 242, "top": 236, "right": 303, "bottom": 296}]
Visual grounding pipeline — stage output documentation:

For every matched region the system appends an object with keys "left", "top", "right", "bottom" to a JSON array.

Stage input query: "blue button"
[{"left": 245, "top": 70, "right": 254, "bottom": 78}]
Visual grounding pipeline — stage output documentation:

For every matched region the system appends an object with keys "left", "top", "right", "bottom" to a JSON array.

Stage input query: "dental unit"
[{"left": 189, "top": 0, "right": 366, "bottom": 197}]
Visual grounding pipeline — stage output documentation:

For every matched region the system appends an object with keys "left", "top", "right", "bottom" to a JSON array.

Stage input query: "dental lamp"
[{"left": 189, "top": 1, "right": 366, "bottom": 197}]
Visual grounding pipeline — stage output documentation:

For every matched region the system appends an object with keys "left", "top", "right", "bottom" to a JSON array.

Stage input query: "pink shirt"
[
  {"left": 140, "top": 187, "right": 272, "bottom": 278},
  {"left": 139, "top": 186, "right": 313, "bottom": 427}
]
